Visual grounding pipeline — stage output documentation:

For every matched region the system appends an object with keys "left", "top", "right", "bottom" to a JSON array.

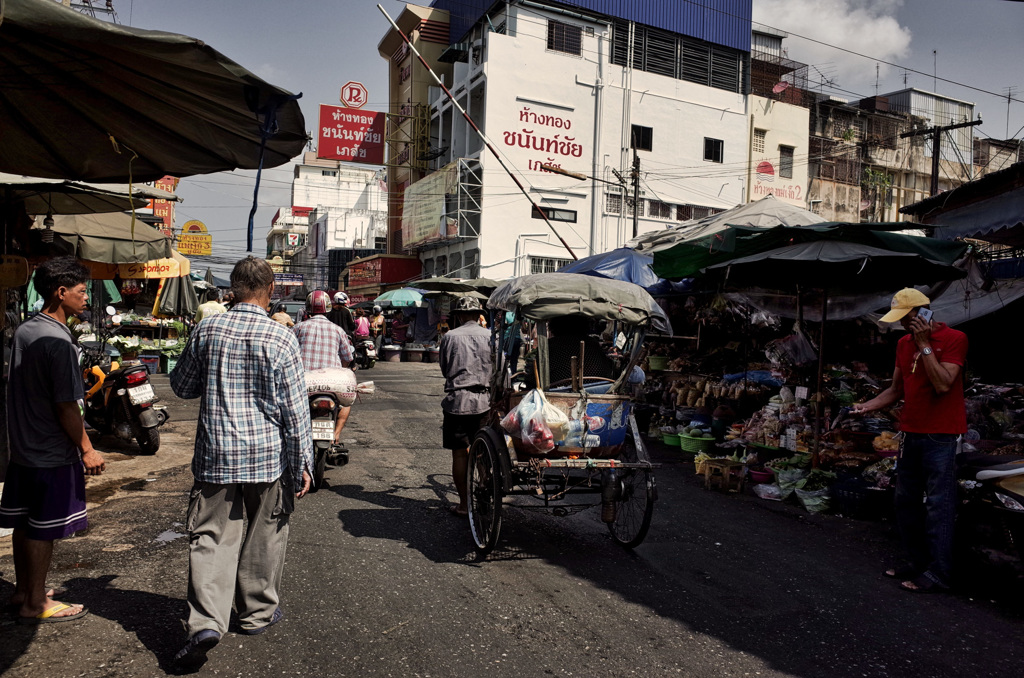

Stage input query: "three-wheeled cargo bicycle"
[{"left": 465, "top": 273, "right": 669, "bottom": 557}]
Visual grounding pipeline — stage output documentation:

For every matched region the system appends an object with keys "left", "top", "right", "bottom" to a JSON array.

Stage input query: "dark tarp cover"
[{"left": 0, "top": 0, "right": 306, "bottom": 182}]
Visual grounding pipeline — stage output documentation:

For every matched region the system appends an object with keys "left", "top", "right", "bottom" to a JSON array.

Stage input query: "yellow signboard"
[
  {"left": 178, "top": 219, "right": 212, "bottom": 256},
  {"left": 0, "top": 255, "right": 30, "bottom": 287}
]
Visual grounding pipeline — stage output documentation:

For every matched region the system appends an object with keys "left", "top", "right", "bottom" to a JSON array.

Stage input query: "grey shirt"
[
  {"left": 439, "top": 322, "right": 493, "bottom": 415},
  {"left": 7, "top": 313, "right": 85, "bottom": 467}
]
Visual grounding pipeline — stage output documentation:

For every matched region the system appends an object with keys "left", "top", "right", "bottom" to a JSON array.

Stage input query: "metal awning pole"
[{"left": 377, "top": 4, "right": 578, "bottom": 261}]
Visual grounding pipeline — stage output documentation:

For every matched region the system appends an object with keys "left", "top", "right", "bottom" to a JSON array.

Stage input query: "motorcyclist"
[
  {"left": 328, "top": 291, "right": 355, "bottom": 335},
  {"left": 293, "top": 290, "right": 354, "bottom": 447}
]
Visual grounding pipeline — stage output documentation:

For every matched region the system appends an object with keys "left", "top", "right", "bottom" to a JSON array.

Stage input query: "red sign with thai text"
[{"left": 317, "top": 104, "right": 385, "bottom": 165}]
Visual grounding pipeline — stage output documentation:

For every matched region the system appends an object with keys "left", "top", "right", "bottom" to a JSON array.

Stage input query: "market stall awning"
[
  {"left": 704, "top": 240, "right": 967, "bottom": 292},
  {"left": 652, "top": 222, "right": 958, "bottom": 281},
  {"left": 0, "top": 173, "right": 178, "bottom": 215},
  {"left": 32, "top": 213, "right": 172, "bottom": 263},
  {"left": 0, "top": 0, "right": 306, "bottom": 182},
  {"left": 411, "top": 277, "right": 502, "bottom": 294},
  {"left": 627, "top": 194, "right": 827, "bottom": 253},
  {"left": 84, "top": 249, "right": 191, "bottom": 280}
]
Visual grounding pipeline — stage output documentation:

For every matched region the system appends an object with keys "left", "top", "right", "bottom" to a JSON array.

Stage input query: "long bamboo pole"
[{"left": 377, "top": 4, "right": 578, "bottom": 261}]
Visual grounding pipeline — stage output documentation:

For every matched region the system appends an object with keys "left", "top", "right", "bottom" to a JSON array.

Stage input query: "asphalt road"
[{"left": 2, "top": 363, "right": 1023, "bottom": 677}]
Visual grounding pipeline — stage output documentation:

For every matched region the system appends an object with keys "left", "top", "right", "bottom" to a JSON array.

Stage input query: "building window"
[
  {"left": 322, "top": 170, "right": 337, "bottom": 177},
  {"left": 704, "top": 138, "right": 724, "bottom": 163},
  {"left": 435, "top": 255, "right": 447, "bottom": 276},
  {"left": 676, "top": 204, "right": 692, "bottom": 221},
  {"left": 606, "top": 193, "right": 623, "bottom": 214},
  {"left": 547, "top": 20, "right": 582, "bottom": 56},
  {"left": 649, "top": 200, "right": 673, "bottom": 219},
  {"left": 422, "top": 258, "right": 434, "bottom": 278},
  {"left": 779, "top": 145, "right": 794, "bottom": 179},
  {"left": 448, "top": 252, "right": 462, "bottom": 277},
  {"left": 631, "top": 125, "right": 653, "bottom": 152},
  {"left": 531, "top": 205, "right": 577, "bottom": 223},
  {"left": 753, "top": 129, "right": 766, "bottom": 154},
  {"left": 626, "top": 198, "right": 643, "bottom": 217},
  {"left": 530, "top": 257, "right": 571, "bottom": 274}
]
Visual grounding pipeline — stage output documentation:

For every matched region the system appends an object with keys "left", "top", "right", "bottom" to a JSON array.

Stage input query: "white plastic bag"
[{"left": 499, "top": 389, "right": 568, "bottom": 454}]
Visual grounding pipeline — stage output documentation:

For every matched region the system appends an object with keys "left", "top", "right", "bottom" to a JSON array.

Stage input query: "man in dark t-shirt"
[
  {"left": 328, "top": 291, "right": 355, "bottom": 335},
  {"left": 0, "top": 257, "right": 105, "bottom": 623}
]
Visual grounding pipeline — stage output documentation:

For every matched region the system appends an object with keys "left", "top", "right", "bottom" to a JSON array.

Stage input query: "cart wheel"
[
  {"left": 608, "top": 437, "right": 655, "bottom": 548},
  {"left": 467, "top": 430, "right": 504, "bottom": 556}
]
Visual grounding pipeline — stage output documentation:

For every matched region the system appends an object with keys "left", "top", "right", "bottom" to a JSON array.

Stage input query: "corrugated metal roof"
[{"left": 430, "top": 0, "right": 751, "bottom": 52}]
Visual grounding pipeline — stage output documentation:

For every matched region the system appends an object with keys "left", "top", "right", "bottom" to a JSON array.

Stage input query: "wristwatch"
[{"left": 921, "top": 346, "right": 933, "bottom": 356}]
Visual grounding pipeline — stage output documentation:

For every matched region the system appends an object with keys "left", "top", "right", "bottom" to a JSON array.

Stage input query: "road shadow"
[
  {"left": 60, "top": 574, "right": 192, "bottom": 675},
  {"left": 329, "top": 474, "right": 507, "bottom": 564},
  {"left": 0, "top": 574, "right": 39, "bottom": 675},
  {"left": 335, "top": 445, "right": 1024, "bottom": 678}
]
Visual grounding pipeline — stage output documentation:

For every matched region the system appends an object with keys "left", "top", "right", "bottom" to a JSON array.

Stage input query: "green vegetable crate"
[{"left": 679, "top": 433, "right": 714, "bottom": 454}]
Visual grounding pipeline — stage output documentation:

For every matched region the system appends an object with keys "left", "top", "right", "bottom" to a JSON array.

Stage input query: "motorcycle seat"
[{"left": 976, "top": 461, "right": 1024, "bottom": 481}]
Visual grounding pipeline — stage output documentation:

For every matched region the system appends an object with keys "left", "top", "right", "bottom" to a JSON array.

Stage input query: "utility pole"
[
  {"left": 630, "top": 147, "right": 641, "bottom": 240},
  {"left": 901, "top": 118, "right": 982, "bottom": 196}
]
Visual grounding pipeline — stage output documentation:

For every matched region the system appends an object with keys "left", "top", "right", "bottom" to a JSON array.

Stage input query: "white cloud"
[
  {"left": 252, "top": 63, "right": 289, "bottom": 86},
  {"left": 753, "top": 0, "right": 912, "bottom": 98}
]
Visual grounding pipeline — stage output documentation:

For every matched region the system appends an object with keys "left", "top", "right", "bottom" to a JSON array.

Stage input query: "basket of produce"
[
  {"left": 648, "top": 355, "right": 670, "bottom": 371},
  {"left": 872, "top": 431, "right": 900, "bottom": 457},
  {"left": 679, "top": 430, "right": 714, "bottom": 453}
]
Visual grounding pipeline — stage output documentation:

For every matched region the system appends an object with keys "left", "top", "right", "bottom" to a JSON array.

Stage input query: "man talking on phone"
[{"left": 853, "top": 289, "right": 967, "bottom": 593}]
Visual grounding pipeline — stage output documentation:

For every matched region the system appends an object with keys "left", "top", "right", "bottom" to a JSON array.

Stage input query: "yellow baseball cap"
[{"left": 879, "top": 288, "right": 931, "bottom": 323}]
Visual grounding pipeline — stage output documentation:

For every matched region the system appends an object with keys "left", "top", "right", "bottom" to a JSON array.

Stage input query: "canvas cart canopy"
[{"left": 490, "top": 273, "right": 671, "bottom": 333}]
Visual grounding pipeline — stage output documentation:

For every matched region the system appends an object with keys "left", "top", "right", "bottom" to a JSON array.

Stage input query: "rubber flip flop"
[
  {"left": 238, "top": 607, "right": 285, "bottom": 636},
  {"left": 884, "top": 566, "right": 919, "bottom": 580},
  {"left": 6, "top": 587, "right": 67, "bottom": 613},
  {"left": 17, "top": 602, "right": 88, "bottom": 625},
  {"left": 900, "top": 573, "right": 950, "bottom": 593}
]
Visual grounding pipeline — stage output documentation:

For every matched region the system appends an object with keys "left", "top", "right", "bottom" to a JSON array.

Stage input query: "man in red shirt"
[{"left": 854, "top": 288, "right": 967, "bottom": 593}]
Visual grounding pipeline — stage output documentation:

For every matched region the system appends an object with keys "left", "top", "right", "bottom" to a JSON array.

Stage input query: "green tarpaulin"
[{"left": 652, "top": 222, "right": 968, "bottom": 281}]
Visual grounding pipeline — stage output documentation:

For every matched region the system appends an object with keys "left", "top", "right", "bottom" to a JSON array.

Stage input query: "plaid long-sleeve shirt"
[
  {"left": 170, "top": 303, "right": 313, "bottom": 485},
  {"left": 292, "top": 314, "right": 353, "bottom": 370}
]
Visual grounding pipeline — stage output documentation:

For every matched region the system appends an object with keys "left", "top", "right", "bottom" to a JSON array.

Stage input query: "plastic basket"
[
  {"left": 679, "top": 433, "right": 714, "bottom": 454},
  {"left": 139, "top": 354, "right": 160, "bottom": 375},
  {"left": 832, "top": 479, "right": 894, "bottom": 521},
  {"left": 648, "top": 356, "right": 669, "bottom": 371},
  {"left": 662, "top": 432, "right": 681, "bottom": 446}
]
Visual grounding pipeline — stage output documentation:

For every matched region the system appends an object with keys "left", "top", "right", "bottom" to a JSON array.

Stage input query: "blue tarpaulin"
[{"left": 558, "top": 247, "right": 660, "bottom": 289}]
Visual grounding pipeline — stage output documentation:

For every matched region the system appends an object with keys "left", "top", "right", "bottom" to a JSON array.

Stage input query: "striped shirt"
[
  {"left": 293, "top": 314, "right": 354, "bottom": 370},
  {"left": 170, "top": 303, "right": 313, "bottom": 485}
]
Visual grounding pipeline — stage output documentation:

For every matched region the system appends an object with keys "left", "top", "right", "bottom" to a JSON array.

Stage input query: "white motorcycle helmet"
[{"left": 333, "top": 291, "right": 349, "bottom": 307}]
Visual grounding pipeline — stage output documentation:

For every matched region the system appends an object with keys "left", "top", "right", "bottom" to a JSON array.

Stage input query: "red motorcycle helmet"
[{"left": 306, "top": 290, "right": 333, "bottom": 316}]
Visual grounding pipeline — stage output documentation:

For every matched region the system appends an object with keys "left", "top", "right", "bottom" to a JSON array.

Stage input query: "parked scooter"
[
  {"left": 353, "top": 338, "right": 377, "bottom": 370},
  {"left": 80, "top": 306, "right": 169, "bottom": 455},
  {"left": 307, "top": 389, "right": 348, "bottom": 492},
  {"left": 957, "top": 451, "right": 1024, "bottom": 566}
]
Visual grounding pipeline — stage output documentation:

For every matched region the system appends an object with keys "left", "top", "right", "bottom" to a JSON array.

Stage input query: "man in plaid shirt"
[
  {"left": 170, "top": 257, "right": 313, "bottom": 669},
  {"left": 293, "top": 290, "right": 354, "bottom": 445}
]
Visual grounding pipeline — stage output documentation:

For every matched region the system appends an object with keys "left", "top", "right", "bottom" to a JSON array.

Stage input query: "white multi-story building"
[
  {"left": 268, "top": 152, "right": 387, "bottom": 288},
  {"left": 383, "top": 0, "right": 809, "bottom": 280}
]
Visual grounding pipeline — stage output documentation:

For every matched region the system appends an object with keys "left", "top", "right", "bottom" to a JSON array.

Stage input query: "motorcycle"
[
  {"left": 308, "top": 389, "right": 348, "bottom": 492},
  {"left": 353, "top": 338, "right": 377, "bottom": 370},
  {"left": 80, "top": 307, "right": 169, "bottom": 455},
  {"left": 957, "top": 450, "right": 1024, "bottom": 569}
]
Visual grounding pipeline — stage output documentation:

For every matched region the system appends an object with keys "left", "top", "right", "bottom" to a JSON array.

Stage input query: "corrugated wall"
[{"left": 430, "top": 0, "right": 751, "bottom": 52}]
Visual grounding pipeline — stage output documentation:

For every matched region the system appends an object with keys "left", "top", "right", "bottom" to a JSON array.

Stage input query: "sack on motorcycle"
[{"left": 305, "top": 368, "right": 357, "bottom": 406}]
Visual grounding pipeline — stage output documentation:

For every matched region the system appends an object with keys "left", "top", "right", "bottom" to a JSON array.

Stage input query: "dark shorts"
[
  {"left": 442, "top": 412, "right": 487, "bottom": 450},
  {"left": 0, "top": 461, "right": 88, "bottom": 540}
]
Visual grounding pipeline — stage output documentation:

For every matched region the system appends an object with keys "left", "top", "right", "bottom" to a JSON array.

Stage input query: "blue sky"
[{"left": 118, "top": 0, "right": 1024, "bottom": 275}]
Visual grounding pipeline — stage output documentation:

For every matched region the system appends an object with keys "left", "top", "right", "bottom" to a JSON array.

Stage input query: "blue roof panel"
[{"left": 430, "top": 0, "right": 752, "bottom": 52}]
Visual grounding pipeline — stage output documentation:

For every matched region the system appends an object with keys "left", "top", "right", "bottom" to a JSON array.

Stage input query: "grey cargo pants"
[{"left": 185, "top": 478, "right": 293, "bottom": 635}]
